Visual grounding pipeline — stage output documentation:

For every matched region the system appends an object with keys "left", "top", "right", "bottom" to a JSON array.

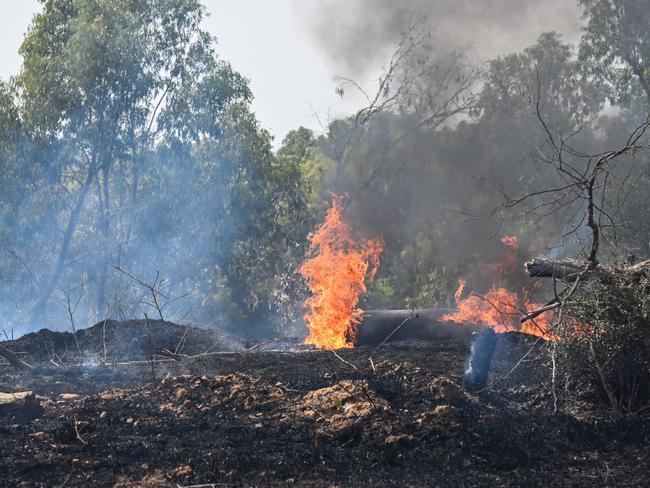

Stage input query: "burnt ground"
[{"left": 0, "top": 321, "right": 648, "bottom": 487}]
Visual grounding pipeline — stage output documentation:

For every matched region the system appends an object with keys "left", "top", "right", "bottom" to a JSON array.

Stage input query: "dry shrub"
[{"left": 556, "top": 274, "right": 650, "bottom": 417}]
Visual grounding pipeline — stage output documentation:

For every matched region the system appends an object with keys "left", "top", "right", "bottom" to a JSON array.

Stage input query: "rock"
[
  {"left": 29, "top": 431, "right": 46, "bottom": 441},
  {"left": 58, "top": 393, "right": 81, "bottom": 401},
  {"left": 174, "top": 465, "right": 193, "bottom": 477}
]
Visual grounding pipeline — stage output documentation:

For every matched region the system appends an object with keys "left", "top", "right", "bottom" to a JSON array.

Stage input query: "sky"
[
  {"left": 0, "top": 1, "right": 583, "bottom": 147},
  {"left": 0, "top": 0, "right": 365, "bottom": 147}
]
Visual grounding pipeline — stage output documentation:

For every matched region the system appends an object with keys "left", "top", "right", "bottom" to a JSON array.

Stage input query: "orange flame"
[
  {"left": 300, "top": 197, "right": 383, "bottom": 349},
  {"left": 443, "top": 236, "right": 556, "bottom": 339}
]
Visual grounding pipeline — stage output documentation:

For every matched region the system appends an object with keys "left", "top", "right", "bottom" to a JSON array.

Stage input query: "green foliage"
[
  {"left": 374, "top": 232, "right": 455, "bottom": 310},
  {"left": 0, "top": 0, "right": 310, "bottom": 335},
  {"left": 579, "top": 0, "right": 650, "bottom": 106},
  {"left": 480, "top": 32, "right": 600, "bottom": 127}
]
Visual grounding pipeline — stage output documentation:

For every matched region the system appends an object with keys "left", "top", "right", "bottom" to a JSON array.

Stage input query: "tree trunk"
[{"left": 28, "top": 169, "right": 95, "bottom": 327}]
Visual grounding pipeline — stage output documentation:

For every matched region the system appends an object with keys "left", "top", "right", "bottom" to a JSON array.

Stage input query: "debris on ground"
[{"left": 0, "top": 322, "right": 648, "bottom": 487}]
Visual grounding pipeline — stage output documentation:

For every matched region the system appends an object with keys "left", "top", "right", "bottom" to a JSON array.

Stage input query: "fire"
[
  {"left": 299, "top": 197, "right": 383, "bottom": 349},
  {"left": 443, "top": 236, "right": 556, "bottom": 339}
]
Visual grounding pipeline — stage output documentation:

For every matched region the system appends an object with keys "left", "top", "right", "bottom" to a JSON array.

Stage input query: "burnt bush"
[{"left": 556, "top": 274, "right": 650, "bottom": 417}]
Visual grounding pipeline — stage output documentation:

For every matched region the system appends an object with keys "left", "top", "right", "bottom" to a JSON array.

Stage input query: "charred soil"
[{"left": 0, "top": 322, "right": 648, "bottom": 487}]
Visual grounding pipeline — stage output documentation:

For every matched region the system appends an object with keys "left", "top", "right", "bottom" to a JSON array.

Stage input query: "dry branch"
[
  {"left": 524, "top": 258, "right": 650, "bottom": 281},
  {"left": 0, "top": 343, "right": 33, "bottom": 370}
]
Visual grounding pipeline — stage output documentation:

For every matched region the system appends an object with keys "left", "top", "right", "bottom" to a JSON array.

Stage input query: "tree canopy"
[{"left": 0, "top": 0, "right": 649, "bottom": 337}]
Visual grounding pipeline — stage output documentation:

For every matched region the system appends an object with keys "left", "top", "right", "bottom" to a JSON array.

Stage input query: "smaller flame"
[
  {"left": 443, "top": 236, "right": 556, "bottom": 339},
  {"left": 443, "top": 281, "right": 556, "bottom": 339}
]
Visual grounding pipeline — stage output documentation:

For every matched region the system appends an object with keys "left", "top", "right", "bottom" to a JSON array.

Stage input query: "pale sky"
[{"left": 0, "top": 0, "right": 365, "bottom": 147}]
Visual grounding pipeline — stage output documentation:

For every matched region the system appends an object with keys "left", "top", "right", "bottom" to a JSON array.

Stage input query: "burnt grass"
[{"left": 1, "top": 321, "right": 649, "bottom": 487}]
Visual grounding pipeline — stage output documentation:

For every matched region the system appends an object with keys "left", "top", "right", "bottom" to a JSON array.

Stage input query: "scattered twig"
[
  {"left": 72, "top": 416, "right": 88, "bottom": 445},
  {"left": 482, "top": 335, "right": 545, "bottom": 391},
  {"left": 143, "top": 313, "right": 157, "bottom": 384},
  {"left": 174, "top": 322, "right": 193, "bottom": 355},
  {"left": 368, "top": 314, "right": 414, "bottom": 360},
  {"left": 589, "top": 341, "right": 621, "bottom": 419},
  {"left": 58, "top": 276, "right": 85, "bottom": 359},
  {"left": 175, "top": 483, "right": 237, "bottom": 488},
  {"left": 331, "top": 350, "right": 359, "bottom": 371},
  {"left": 369, "top": 356, "right": 377, "bottom": 373}
]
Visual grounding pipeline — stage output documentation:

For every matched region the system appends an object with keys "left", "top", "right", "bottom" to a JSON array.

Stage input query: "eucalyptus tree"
[
  {"left": 0, "top": 0, "right": 306, "bottom": 333},
  {"left": 579, "top": 0, "right": 650, "bottom": 107}
]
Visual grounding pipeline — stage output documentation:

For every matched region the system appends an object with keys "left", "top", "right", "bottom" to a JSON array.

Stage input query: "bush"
[{"left": 556, "top": 273, "right": 650, "bottom": 417}]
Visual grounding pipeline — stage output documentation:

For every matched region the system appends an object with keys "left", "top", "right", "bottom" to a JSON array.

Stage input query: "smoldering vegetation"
[
  {"left": 2, "top": 2, "right": 650, "bottom": 486},
  {"left": 0, "top": 0, "right": 649, "bottom": 347},
  {"left": 296, "top": 1, "right": 650, "bottom": 314}
]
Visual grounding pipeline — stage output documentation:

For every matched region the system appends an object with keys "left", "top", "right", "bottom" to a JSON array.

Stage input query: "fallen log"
[
  {"left": 525, "top": 259, "right": 594, "bottom": 280},
  {"left": 0, "top": 391, "right": 43, "bottom": 421},
  {"left": 524, "top": 258, "right": 650, "bottom": 281},
  {"left": 0, "top": 342, "right": 33, "bottom": 370},
  {"left": 522, "top": 258, "right": 650, "bottom": 324}
]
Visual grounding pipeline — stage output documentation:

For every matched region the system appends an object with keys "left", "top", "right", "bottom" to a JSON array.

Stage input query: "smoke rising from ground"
[{"left": 305, "top": 0, "right": 583, "bottom": 76}]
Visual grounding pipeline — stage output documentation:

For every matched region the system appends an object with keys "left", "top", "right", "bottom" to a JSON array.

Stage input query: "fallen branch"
[
  {"left": 520, "top": 301, "right": 561, "bottom": 324},
  {"left": 331, "top": 350, "right": 359, "bottom": 371},
  {"left": 0, "top": 343, "right": 34, "bottom": 371},
  {"left": 525, "top": 258, "right": 650, "bottom": 281},
  {"left": 73, "top": 415, "right": 89, "bottom": 445}
]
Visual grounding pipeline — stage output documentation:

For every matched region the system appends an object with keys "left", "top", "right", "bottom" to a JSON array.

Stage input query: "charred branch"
[
  {"left": 0, "top": 343, "right": 34, "bottom": 371},
  {"left": 524, "top": 258, "right": 650, "bottom": 282}
]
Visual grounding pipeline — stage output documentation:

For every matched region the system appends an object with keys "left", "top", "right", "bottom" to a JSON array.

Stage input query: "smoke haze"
[{"left": 305, "top": 0, "right": 583, "bottom": 76}]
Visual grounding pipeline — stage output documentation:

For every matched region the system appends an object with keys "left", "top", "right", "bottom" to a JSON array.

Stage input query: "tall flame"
[
  {"left": 299, "top": 197, "right": 383, "bottom": 349},
  {"left": 443, "top": 236, "right": 555, "bottom": 339}
]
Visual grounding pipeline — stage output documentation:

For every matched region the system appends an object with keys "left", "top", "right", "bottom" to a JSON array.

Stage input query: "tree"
[
  {"left": 18, "top": 0, "right": 243, "bottom": 324},
  {"left": 0, "top": 0, "right": 308, "bottom": 335},
  {"left": 579, "top": 0, "right": 650, "bottom": 106}
]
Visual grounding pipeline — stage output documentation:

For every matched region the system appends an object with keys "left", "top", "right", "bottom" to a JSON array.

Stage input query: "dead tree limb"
[
  {"left": 525, "top": 258, "right": 650, "bottom": 281},
  {"left": 0, "top": 343, "right": 34, "bottom": 371},
  {"left": 520, "top": 301, "right": 562, "bottom": 323}
]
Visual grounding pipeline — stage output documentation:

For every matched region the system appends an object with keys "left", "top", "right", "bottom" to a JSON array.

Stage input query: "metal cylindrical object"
[
  {"left": 464, "top": 327, "right": 497, "bottom": 390},
  {"left": 353, "top": 308, "right": 477, "bottom": 346}
]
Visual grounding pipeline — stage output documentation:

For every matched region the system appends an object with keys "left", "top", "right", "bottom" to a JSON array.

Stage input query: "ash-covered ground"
[{"left": 1, "top": 320, "right": 648, "bottom": 487}]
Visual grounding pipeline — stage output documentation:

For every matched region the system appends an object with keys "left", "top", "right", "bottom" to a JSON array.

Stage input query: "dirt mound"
[
  {"left": 3, "top": 320, "right": 227, "bottom": 364},
  {"left": 301, "top": 379, "right": 390, "bottom": 439}
]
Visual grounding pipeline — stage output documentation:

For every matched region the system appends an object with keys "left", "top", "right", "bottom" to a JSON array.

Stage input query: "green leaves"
[
  {"left": 579, "top": 0, "right": 650, "bottom": 106},
  {"left": 0, "top": 0, "right": 311, "bottom": 334}
]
